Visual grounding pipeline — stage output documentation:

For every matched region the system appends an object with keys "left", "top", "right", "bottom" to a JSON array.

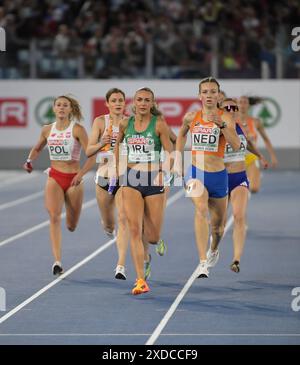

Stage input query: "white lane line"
[
  {"left": 166, "top": 189, "right": 185, "bottom": 207},
  {"left": 146, "top": 214, "right": 235, "bottom": 345},
  {"left": 0, "top": 172, "right": 41, "bottom": 188},
  {"left": 0, "top": 172, "right": 93, "bottom": 211},
  {"left": 0, "top": 198, "right": 97, "bottom": 248},
  {"left": 0, "top": 333, "right": 299, "bottom": 337},
  {"left": 0, "top": 189, "right": 184, "bottom": 326},
  {"left": 0, "top": 238, "right": 116, "bottom": 325},
  {"left": 0, "top": 191, "right": 44, "bottom": 211},
  {"left": 0, "top": 333, "right": 149, "bottom": 336}
]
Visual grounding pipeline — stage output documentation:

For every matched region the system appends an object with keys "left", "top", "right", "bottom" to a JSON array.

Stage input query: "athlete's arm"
[
  {"left": 160, "top": 116, "right": 177, "bottom": 147},
  {"left": 255, "top": 118, "right": 278, "bottom": 167},
  {"left": 86, "top": 116, "right": 110, "bottom": 158},
  {"left": 72, "top": 124, "right": 96, "bottom": 184},
  {"left": 174, "top": 112, "right": 194, "bottom": 176},
  {"left": 176, "top": 111, "right": 193, "bottom": 152},
  {"left": 113, "top": 117, "right": 129, "bottom": 177},
  {"left": 28, "top": 125, "right": 49, "bottom": 161},
  {"left": 168, "top": 125, "right": 177, "bottom": 145},
  {"left": 23, "top": 125, "right": 51, "bottom": 172},
  {"left": 246, "top": 138, "right": 269, "bottom": 169},
  {"left": 23, "top": 125, "right": 50, "bottom": 172},
  {"left": 220, "top": 114, "right": 241, "bottom": 151},
  {"left": 156, "top": 118, "right": 173, "bottom": 173}
]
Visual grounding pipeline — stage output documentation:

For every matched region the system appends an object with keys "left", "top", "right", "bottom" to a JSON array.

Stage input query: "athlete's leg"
[
  {"left": 45, "top": 177, "right": 65, "bottom": 262},
  {"left": 189, "top": 179, "right": 210, "bottom": 261},
  {"left": 208, "top": 196, "right": 228, "bottom": 251},
  {"left": 142, "top": 239, "right": 151, "bottom": 280},
  {"left": 230, "top": 186, "right": 249, "bottom": 262},
  {"left": 65, "top": 183, "right": 84, "bottom": 232},
  {"left": 123, "top": 187, "right": 145, "bottom": 280},
  {"left": 247, "top": 162, "right": 261, "bottom": 193},
  {"left": 114, "top": 187, "right": 129, "bottom": 267},
  {"left": 95, "top": 184, "right": 115, "bottom": 234},
  {"left": 143, "top": 193, "right": 166, "bottom": 244},
  {"left": 163, "top": 186, "right": 169, "bottom": 208}
]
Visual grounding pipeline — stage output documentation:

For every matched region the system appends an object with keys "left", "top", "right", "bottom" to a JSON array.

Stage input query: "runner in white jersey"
[
  {"left": 222, "top": 98, "right": 268, "bottom": 273},
  {"left": 86, "top": 88, "right": 129, "bottom": 280},
  {"left": 23, "top": 95, "right": 94, "bottom": 275}
]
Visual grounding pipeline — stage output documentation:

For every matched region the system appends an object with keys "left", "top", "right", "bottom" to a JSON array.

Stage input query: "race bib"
[
  {"left": 48, "top": 138, "right": 72, "bottom": 160},
  {"left": 224, "top": 134, "right": 247, "bottom": 163},
  {"left": 192, "top": 125, "right": 220, "bottom": 152},
  {"left": 127, "top": 136, "right": 155, "bottom": 162}
]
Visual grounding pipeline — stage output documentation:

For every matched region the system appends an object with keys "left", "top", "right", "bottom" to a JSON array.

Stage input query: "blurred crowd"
[{"left": 0, "top": 0, "right": 299, "bottom": 79}]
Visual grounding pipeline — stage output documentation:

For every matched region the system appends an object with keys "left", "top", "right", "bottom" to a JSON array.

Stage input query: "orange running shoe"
[{"left": 132, "top": 278, "right": 150, "bottom": 295}]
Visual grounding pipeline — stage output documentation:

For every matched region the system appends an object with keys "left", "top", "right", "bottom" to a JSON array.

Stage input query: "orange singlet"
[
  {"left": 238, "top": 116, "right": 258, "bottom": 167},
  {"left": 190, "top": 110, "right": 226, "bottom": 158},
  {"left": 238, "top": 116, "right": 257, "bottom": 144}
]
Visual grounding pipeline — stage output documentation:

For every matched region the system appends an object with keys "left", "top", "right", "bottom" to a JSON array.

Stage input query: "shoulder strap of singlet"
[
  {"left": 190, "top": 110, "right": 202, "bottom": 131},
  {"left": 49, "top": 122, "right": 56, "bottom": 135},
  {"left": 236, "top": 124, "right": 244, "bottom": 135},
  {"left": 104, "top": 114, "right": 110, "bottom": 131}
]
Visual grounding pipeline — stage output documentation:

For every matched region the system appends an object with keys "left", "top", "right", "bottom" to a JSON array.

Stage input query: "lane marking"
[
  {"left": 0, "top": 172, "right": 94, "bottom": 211},
  {"left": 0, "top": 191, "right": 44, "bottom": 211},
  {"left": 0, "top": 333, "right": 299, "bottom": 337},
  {"left": 0, "top": 172, "right": 41, "bottom": 189},
  {"left": 166, "top": 189, "right": 185, "bottom": 207},
  {"left": 0, "top": 198, "right": 97, "bottom": 248},
  {"left": 0, "top": 238, "right": 115, "bottom": 325},
  {"left": 146, "top": 214, "right": 235, "bottom": 345},
  {"left": 0, "top": 189, "right": 184, "bottom": 325}
]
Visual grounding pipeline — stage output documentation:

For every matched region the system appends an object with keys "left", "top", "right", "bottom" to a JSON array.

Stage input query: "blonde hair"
[
  {"left": 199, "top": 76, "right": 220, "bottom": 93},
  {"left": 220, "top": 97, "right": 238, "bottom": 106},
  {"left": 54, "top": 95, "right": 83, "bottom": 122},
  {"left": 133, "top": 87, "right": 162, "bottom": 116}
]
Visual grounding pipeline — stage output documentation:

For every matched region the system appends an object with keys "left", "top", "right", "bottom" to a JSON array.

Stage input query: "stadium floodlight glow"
[{"left": 0, "top": 27, "right": 5, "bottom": 51}]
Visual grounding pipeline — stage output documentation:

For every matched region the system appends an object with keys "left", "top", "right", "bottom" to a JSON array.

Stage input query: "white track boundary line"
[
  {"left": 0, "top": 238, "right": 116, "bottom": 325},
  {"left": 0, "top": 333, "right": 299, "bottom": 337},
  {"left": 146, "top": 214, "right": 235, "bottom": 345},
  {"left": 0, "top": 172, "right": 95, "bottom": 213},
  {"left": 0, "top": 189, "right": 184, "bottom": 326},
  {"left": 0, "top": 172, "right": 41, "bottom": 188},
  {"left": 0, "top": 198, "right": 97, "bottom": 248},
  {"left": 0, "top": 191, "right": 44, "bottom": 211},
  {"left": 166, "top": 189, "right": 185, "bottom": 207}
]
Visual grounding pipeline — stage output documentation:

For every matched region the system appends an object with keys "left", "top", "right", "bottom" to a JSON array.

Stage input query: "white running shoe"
[
  {"left": 197, "top": 261, "right": 209, "bottom": 278},
  {"left": 52, "top": 261, "right": 63, "bottom": 275},
  {"left": 115, "top": 265, "right": 126, "bottom": 280},
  {"left": 207, "top": 248, "right": 220, "bottom": 268}
]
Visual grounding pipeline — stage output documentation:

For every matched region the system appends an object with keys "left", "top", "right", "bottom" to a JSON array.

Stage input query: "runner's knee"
[
  {"left": 195, "top": 205, "right": 208, "bottom": 220},
  {"left": 48, "top": 212, "right": 61, "bottom": 225}
]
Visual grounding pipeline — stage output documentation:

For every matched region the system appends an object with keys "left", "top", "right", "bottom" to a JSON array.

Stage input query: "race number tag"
[
  {"left": 224, "top": 134, "right": 247, "bottom": 163},
  {"left": 127, "top": 136, "right": 155, "bottom": 162},
  {"left": 48, "top": 131, "right": 72, "bottom": 160},
  {"left": 192, "top": 125, "right": 220, "bottom": 152}
]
